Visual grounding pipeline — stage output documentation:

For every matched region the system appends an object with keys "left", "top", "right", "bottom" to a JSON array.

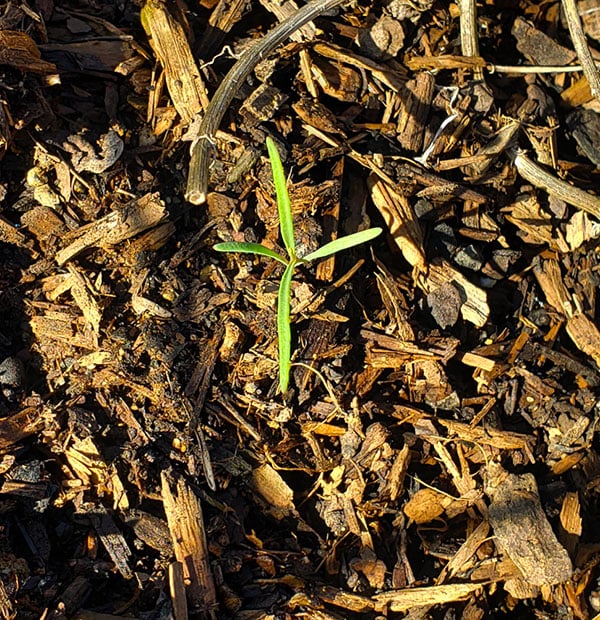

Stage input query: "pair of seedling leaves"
[{"left": 215, "top": 138, "right": 382, "bottom": 393}]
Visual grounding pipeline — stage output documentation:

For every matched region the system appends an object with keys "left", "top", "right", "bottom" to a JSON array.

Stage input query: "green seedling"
[{"left": 215, "top": 137, "right": 382, "bottom": 393}]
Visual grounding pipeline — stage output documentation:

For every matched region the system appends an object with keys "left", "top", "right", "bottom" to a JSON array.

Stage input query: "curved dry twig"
[{"left": 185, "top": 0, "right": 349, "bottom": 205}]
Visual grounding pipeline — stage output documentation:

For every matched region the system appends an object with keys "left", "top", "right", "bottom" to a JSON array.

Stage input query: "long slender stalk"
[
  {"left": 458, "top": 0, "right": 483, "bottom": 80},
  {"left": 562, "top": 0, "right": 600, "bottom": 99}
]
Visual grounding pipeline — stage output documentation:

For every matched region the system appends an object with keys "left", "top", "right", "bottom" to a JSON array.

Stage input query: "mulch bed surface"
[{"left": 1, "top": 0, "right": 600, "bottom": 618}]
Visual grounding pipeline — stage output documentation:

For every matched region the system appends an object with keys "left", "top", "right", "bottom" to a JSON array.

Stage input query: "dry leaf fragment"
[{"left": 403, "top": 487, "right": 451, "bottom": 524}]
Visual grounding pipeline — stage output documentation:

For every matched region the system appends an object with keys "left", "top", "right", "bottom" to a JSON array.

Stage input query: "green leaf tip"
[
  {"left": 302, "top": 227, "right": 382, "bottom": 262},
  {"left": 266, "top": 137, "right": 296, "bottom": 260},
  {"left": 213, "top": 241, "right": 288, "bottom": 265}
]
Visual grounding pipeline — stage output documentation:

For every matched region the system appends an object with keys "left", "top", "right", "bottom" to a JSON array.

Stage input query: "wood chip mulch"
[{"left": 1, "top": 0, "right": 600, "bottom": 618}]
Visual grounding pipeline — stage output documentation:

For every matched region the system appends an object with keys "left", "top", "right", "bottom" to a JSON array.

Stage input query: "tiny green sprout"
[{"left": 215, "top": 137, "right": 382, "bottom": 394}]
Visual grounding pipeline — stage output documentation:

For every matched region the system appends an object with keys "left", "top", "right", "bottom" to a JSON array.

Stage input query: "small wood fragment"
[
  {"left": 419, "top": 259, "right": 489, "bottom": 328},
  {"left": 566, "top": 313, "right": 600, "bottom": 367},
  {"left": 260, "top": 0, "right": 317, "bottom": 41},
  {"left": 88, "top": 505, "right": 134, "bottom": 580},
  {"left": 0, "top": 406, "right": 45, "bottom": 452},
  {"left": 310, "top": 56, "right": 361, "bottom": 102},
  {"left": 250, "top": 463, "right": 296, "bottom": 520},
  {"left": 438, "top": 419, "right": 535, "bottom": 455},
  {"left": 169, "top": 561, "right": 188, "bottom": 620},
  {"left": 313, "top": 41, "right": 406, "bottom": 91},
  {"left": 197, "top": 0, "right": 249, "bottom": 60},
  {"left": 437, "top": 519, "right": 490, "bottom": 582},
  {"left": 66, "top": 265, "right": 102, "bottom": 336},
  {"left": 561, "top": 75, "right": 593, "bottom": 107},
  {"left": 533, "top": 258, "right": 574, "bottom": 316},
  {"left": 161, "top": 472, "right": 217, "bottom": 616},
  {"left": 512, "top": 16, "right": 577, "bottom": 66},
  {"left": 56, "top": 193, "right": 167, "bottom": 265},
  {"left": 368, "top": 175, "right": 425, "bottom": 271},
  {"left": 397, "top": 72, "right": 435, "bottom": 152},
  {"left": 405, "top": 55, "right": 486, "bottom": 71},
  {"left": 558, "top": 492, "right": 582, "bottom": 557},
  {"left": 484, "top": 462, "right": 573, "bottom": 586},
  {"left": 395, "top": 161, "right": 488, "bottom": 204},
  {"left": 316, "top": 585, "right": 373, "bottom": 612},
  {"left": 140, "top": 1, "right": 209, "bottom": 121},
  {"left": 372, "top": 582, "right": 490, "bottom": 612}
]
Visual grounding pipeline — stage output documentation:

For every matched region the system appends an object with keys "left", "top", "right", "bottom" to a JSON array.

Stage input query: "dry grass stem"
[
  {"left": 561, "top": 0, "right": 600, "bottom": 99},
  {"left": 513, "top": 150, "right": 600, "bottom": 218},
  {"left": 458, "top": 0, "right": 483, "bottom": 79}
]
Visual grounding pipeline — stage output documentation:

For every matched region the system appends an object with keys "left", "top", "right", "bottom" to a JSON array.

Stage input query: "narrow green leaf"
[
  {"left": 214, "top": 242, "right": 288, "bottom": 265},
  {"left": 301, "top": 227, "right": 382, "bottom": 263},
  {"left": 266, "top": 137, "right": 296, "bottom": 260},
  {"left": 277, "top": 261, "right": 295, "bottom": 393}
]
